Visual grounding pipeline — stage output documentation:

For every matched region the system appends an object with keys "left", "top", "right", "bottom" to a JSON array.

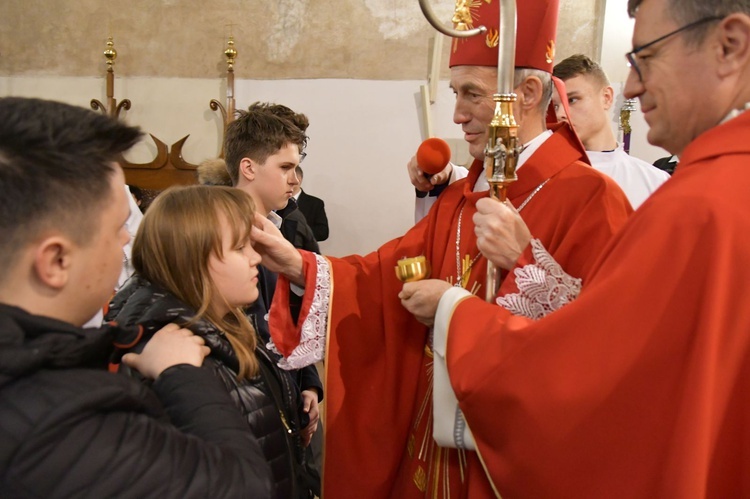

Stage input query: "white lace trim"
[
  {"left": 496, "top": 238, "right": 582, "bottom": 320},
  {"left": 267, "top": 254, "right": 331, "bottom": 370}
]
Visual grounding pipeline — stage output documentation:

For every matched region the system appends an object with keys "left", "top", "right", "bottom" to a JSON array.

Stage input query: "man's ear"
[
  {"left": 517, "top": 75, "right": 544, "bottom": 113},
  {"left": 716, "top": 13, "right": 750, "bottom": 78},
  {"left": 239, "top": 157, "right": 256, "bottom": 182},
  {"left": 33, "top": 236, "right": 72, "bottom": 290},
  {"left": 601, "top": 85, "right": 615, "bottom": 111}
]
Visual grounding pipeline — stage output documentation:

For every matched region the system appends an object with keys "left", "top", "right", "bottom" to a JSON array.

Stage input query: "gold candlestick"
[{"left": 210, "top": 29, "right": 239, "bottom": 158}]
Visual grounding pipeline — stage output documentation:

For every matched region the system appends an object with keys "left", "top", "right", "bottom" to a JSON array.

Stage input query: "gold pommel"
[
  {"left": 224, "top": 35, "right": 237, "bottom": 70},
  {"left": 104, "top": 37, "right": 117, "bottom": 72}
]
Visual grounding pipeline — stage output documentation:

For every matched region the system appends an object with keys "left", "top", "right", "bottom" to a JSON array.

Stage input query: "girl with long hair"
[{"left": 107, "top": 185, "right": 318, "bottom": 498}]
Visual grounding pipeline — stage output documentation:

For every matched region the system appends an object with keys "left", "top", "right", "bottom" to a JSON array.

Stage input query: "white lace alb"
[
  {"left": 495, "top": 238, "right": 582, "bottom": 319},
  {"left": 267, "top": 253, "right": 331, "bottom": 370}
]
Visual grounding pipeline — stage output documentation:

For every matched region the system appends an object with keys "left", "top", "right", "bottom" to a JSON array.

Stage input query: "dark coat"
[
  {"left": 248, "top": 265, "right": 323, "bottom": 399},
  {"left": 653, "top": 155, "right": 678, "bottom": 175},
  {"left": 106, "top": 278, "right": 319, "bottom": 499},
  {"left": 277, "top": 199, "right": 320, "bottom": 253},
  {"left": 0, "top": 303, "right": 271, "bottom": 498},
  {"left": 296, "top": 190, "right": 329, "bottom": 242}
]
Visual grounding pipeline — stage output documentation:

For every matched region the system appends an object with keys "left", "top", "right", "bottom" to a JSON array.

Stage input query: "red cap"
[{"left": 449, "top": 0, "right": 559, "bottom": 73}]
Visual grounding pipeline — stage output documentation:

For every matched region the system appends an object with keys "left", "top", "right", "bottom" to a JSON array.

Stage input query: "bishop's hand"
[
  {"left": 473, "top": 197, "right": 531, "bottom": 270},
  {"left": 399, "top": 279, "right": 452, "bottom": 327},
  {"left": 251, "top": 213, "right": 305, "bottom": 285}
]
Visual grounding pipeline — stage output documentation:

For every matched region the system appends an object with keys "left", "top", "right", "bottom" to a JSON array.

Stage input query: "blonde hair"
[
  {"left": 197, "top": 157, "right": 233, "bottom": 186},
  {"left": 132, "top": 185, "right": 259, "bottom": 379}
]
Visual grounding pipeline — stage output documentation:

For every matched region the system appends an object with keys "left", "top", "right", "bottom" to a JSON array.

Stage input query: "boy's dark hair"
[
  {"left": 253, "top": 102, "right": 310, "bottom": 133},
  {"left": 224, "top": 102, "right": 308, "bottom": 186},
  {"left": 128, "top": 184, "right": 144, "bottom": 200},
  {"left": 553, "top": 54, "right": 610, "bottom": 87},
  {"left": 0, "top": 97, "right": 141, "bottom": 278}
]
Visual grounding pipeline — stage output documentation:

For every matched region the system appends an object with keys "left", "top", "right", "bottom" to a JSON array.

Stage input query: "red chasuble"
[
  {"left": 271, "top": 124, "right": 631, "bottom": 498},
  {"left": 445, "top": 111, "right": 750, "bottom": 497}
]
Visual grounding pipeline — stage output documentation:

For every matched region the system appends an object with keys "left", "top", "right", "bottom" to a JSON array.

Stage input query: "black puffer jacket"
[
  {"left": 106, "top": 277, "right": 317, "bottom": 499},
  {"left": 0, "top": 303, "right": 271, "bottom": 498}
]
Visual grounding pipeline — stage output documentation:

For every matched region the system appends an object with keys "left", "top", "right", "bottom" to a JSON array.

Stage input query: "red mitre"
[{"left": 449, "top": 0, "right": 560, "bottom": 72}]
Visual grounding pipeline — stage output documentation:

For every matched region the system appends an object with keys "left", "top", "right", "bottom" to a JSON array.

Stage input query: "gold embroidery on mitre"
[
  {"left": 414, "top": 465, "right": 428, "bottom": 492},
  {"left": 546, "top": 39, "right": 556, "bottom": 64},
  {"left": 452, "top": 0, "right": 480, "bottom": 30},
  {"left": 452, "top": 0, "right": 483, "bottom": 52},
  {"left": 485, "top": 28, "right": 499, "bottom": 48}
]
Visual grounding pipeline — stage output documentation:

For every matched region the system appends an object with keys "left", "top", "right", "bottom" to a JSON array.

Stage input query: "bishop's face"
[{"left": 450, "top": 65, "right": 498, "bottom": 161}]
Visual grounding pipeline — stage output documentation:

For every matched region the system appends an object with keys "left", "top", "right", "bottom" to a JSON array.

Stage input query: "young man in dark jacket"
[
  {"left": 0, "top": 97, "right": 272, "bottom": 498},
  {"left": 224, "top": 103, "right": 323, "bottom": 442}
]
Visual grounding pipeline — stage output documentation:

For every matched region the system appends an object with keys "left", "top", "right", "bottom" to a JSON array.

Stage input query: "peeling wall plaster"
[{"left": 1, "top": 0, "right": 604, "bottom": 79}]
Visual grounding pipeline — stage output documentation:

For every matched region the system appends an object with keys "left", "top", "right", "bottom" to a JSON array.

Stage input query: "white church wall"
[
  {"left": 600, "top": 0, "right": 671, "bottom": 164},
  {"left": 0, "top": 75, "right": 460, "bottom": 257},
  {"left": 0, "top": 0, "right": 670, "bottom": 259}
]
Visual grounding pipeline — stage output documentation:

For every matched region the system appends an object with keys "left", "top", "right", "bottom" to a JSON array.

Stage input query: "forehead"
[
  {"left": 214, "top": 211, "right": 234, "bottom": 240},
  {"left": 449, "top": 65, "right": 497, "bottom": 91},
  {"left": 213, "top": 206, "right": 251, "bottom": 247},
  {"left": 262, "top": 142, "right": 300, "bottom": 165},
  {"left": 563, "top": 75, "right": 599, "bottom": 94},
  {"left": 632, "top": 0, "right": 673, "bottom": 46}
]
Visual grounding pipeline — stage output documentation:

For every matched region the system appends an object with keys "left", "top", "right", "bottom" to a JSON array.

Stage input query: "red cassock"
[
  {"left": 446, "top": 112, "right": 750, "bottom": 497},
  {"left": 271, "top": 124, "right": 631, "bottom": 498}
]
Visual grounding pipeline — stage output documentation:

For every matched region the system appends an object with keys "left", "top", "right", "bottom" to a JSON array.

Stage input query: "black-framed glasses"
[{"left": 626, "top": 16, "right": 723, "bottom": 81}]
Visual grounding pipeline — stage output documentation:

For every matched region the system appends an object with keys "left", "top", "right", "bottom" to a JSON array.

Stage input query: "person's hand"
[
  {"left": 473, "top": 197, "right": 532, "bottom": 270},
  {"left": 251, "top": 213, "right": 305, "bottom": 285},
  {"left": 407, "top": 155, "right": 453, "bottom": 193},
  {"left": 399, "top": 279, "right": 452, "bottom": 327},
  {"left": 299, "top": 389, "right": 320, "bottom": 447},
  {"left": 122, "top": 323, "right": 209, "bottom": 379}
]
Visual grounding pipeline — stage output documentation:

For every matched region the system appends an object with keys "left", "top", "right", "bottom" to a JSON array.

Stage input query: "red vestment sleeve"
[
  {"left": 446, "top": 142, "right": 750, "bottom": 497},
  {"left": 319, "top": 221, "right": 436, "bottom": 497},
  {"left": 269, "top": 249, "right": 317, "bottom": 357}
]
